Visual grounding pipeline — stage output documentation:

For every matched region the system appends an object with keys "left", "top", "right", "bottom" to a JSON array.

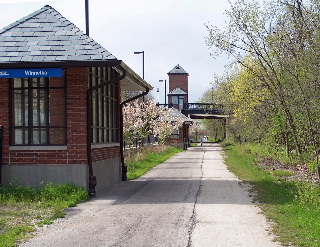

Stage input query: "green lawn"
[
  {"left": 223, "top": 143, "right": 320, "bottom": 247},
  {"left": 126, "top": 145, "right": 183, "bottom": 180},
  {"left": 0, "top": 183, "right": 89, "bottom": 247}
]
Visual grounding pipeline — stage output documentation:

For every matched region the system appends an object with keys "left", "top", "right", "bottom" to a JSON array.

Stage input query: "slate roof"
[
  {"left": 167, "top": 64, "right": 188, "bottom": 75},
  {"left": 168, "top": 87, "right": 187, "bottom": 95},
  {"left": 171, "top": 108, "right": 193, "bottom": 123},
  {"left": 0, "top": 5, "right": 116, "bottom": 63}
]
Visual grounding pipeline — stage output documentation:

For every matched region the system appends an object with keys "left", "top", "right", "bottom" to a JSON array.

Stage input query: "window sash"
[
  {"left": 89, "top": 66, "right": 119, "bottom": 144},
  {"left": 10, "top": 77, "right": 67, "bottom": 146}
]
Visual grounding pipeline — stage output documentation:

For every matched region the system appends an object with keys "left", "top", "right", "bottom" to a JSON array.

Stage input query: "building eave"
[
  {"left": 0, "top": 60, "right": 122, "bottom": 69},
  {"left": 119, "top": 61, "right": 153, "bottom": 92},
  {"left": 0, "top": 60, "right": 153, "bottom": 93}
]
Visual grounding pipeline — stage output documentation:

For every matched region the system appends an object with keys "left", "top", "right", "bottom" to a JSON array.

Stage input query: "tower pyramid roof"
[{"left": 167, "top": 64, "right": 188, "bottom": 75}]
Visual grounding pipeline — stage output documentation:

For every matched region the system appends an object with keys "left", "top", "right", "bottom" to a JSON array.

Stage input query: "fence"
[{"left": 123, "top": 135, "right": 157, "bottom": 151}]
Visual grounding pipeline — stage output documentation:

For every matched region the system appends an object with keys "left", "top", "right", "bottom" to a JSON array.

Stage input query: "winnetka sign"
[{"left": 0, "top": 68, "right": 62, "bottom": 78}]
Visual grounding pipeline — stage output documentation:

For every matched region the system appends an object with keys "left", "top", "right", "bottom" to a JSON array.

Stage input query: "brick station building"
[
  {"left": 166, "top": 64, "right": 192, "bottom": 149},
  {"left": 0, "top": 5, "right": 152, "bottom": 195}
]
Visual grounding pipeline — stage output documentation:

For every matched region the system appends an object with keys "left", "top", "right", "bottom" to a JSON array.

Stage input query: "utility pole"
[{"left": 85, "top": 0, "right": 89, "bottom": 36}]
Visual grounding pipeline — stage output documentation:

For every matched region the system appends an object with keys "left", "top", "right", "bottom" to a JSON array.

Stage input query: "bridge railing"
[
  {"left": 156, "top": 103, "right": 223, "bottom": 109},
  {"left": 156, "top": 103, "right": 224, "bottom": 115},
  {"left": 182, "top": 103, "right": 223, "bottom": 110}
]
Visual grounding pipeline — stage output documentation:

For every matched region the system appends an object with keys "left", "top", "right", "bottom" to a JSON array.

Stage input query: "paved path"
[{"left": 21, "top": 144, "right": 280, "bottom": 247}]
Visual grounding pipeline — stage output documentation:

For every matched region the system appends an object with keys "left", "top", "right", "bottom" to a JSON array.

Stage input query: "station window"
[
  {"left": 10, "top": 77, "right": 67, "bottom": 145},
  {"left": 88, "top": 67, "right": 119, "bottom": 144},
  {"left": 172, "top": 96, "right": 178, "bottom": 105}
]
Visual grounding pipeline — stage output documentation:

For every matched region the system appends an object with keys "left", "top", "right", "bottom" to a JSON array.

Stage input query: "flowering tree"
[
  {"left": 188, "top": 120, "right": 202, "bottom": 142},
  {"left": 123, "top": 100, "right": 184, "bottom": 145},
  {"left": 153, "top": 108, "right": 185, "bottom": 145}
]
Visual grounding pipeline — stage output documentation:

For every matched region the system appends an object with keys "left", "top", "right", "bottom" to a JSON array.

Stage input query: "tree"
[
  {"left": 153, "top": 109, "right": 185, "bottom": 145},
  {"left": 206, "top": 0, "right": 320, "bottom": 165},
  {"left": 123, "top": 100, "right": 184, "bottom": 146}
]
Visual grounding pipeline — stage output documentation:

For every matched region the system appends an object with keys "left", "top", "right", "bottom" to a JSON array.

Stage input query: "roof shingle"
[
  {"left": 167, "top": 64, "right": 188, "bottom": 75},
  {"left": 168, "top": 87, "right": 188, "bottom": 95},
  {"left": 0, "top": 5, "right": 117, "bottom": 63}
]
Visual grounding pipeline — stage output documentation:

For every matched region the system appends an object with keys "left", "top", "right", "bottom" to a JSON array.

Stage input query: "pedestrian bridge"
[{"left": 157, "top": 103, "right": 228, "bottom": 119}]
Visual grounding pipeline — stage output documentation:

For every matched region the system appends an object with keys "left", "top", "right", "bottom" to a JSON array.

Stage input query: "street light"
[
  {"left": 85, "top": 0, "right": 89, "bottom": 36},
  {"left": 159, "top": 79, "right": 167, "bottom": 105},
  {"left": 133, "top": 51, "right": 144, "bottom": 79},
  {"left": 157, "top": 88, "right": 159, "bottom": 104}
]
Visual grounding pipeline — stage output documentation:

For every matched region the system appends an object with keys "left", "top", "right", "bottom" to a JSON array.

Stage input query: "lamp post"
[
  {"left": 133, "top": 51, "right": 144, "bottom": 79},
  {"left": 85, "top": 0, "right": 89, "bottom": 36},
  {"left": 159, "top": 79, "right": 166, "bottom": 105},
  {"left": 157, "top": 88, "right": 159, "bottom": 104}
]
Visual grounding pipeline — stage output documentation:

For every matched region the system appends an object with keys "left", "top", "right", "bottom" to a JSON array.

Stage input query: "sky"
[{"left": 0, "top": 0, "right": 231, "bottom": 103}]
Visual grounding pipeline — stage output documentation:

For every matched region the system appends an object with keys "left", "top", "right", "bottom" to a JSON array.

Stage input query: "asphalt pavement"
[{"left": 20, "top": 143, "right": 281, "bottom": 247}]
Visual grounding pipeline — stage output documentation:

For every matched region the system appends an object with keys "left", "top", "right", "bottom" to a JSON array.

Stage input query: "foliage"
[
  {"left": 0, "top": 183, "right": 89, "bottom": 247},
  {"left": 125, "top": 145, "right": 182, "bottom": 180},
  {"left": 269, "top": 170, "right": 293, "bottom": 177},
  {"left": 123, "top": 100, "right": 184, "bottom": 145},
  {"left": 228, "top": 62, "right": 270, "bottom": 122},
  {"left": 223, "top": 143, "right": 320, "bottom": 246},
  {"left": 188, "top": 120, "right": 203, "bottom": 142},
  {"left": 189, "top": 119, "right": 202, "bottom": 136},
  {"left": 205, "top": 0, "right": 320, "bottom": 172},
  {"left": 197, "top": 80, "right": 227, "bottom": 142}
]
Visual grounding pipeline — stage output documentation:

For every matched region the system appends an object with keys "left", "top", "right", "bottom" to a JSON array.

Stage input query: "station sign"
[{"left": 0, "top": 68, "right": 62, "bottom": 78}]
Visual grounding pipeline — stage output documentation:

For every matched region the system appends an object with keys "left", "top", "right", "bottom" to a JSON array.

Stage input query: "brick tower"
[{"left": 167, "top": 64, "right": 189, "bottom": 110}]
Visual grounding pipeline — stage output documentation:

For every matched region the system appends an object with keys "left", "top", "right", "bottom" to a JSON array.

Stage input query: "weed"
[
  {"left": 125, "top": 145, "right": 182, "bottom": 180},
  {"left": 269, "top": 170, "right": 293, "bottom": 177},
  {"left": 223, "top": 143, "right": 320, "bottom": 246},
  {"left": 0, "top": 225, "right": 33, "bottom": 247},
  {"left": 296, "top": 182, "right": 320, "bottom": 207},
  {"left": 0, "top": 183, "right": 89, "bottom": 247}
]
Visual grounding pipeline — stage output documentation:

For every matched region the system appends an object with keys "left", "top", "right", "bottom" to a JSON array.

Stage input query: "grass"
[
  {"left": 223, "top": 143, "right": 320, "bottom": 247},
  {"left": 189, "top": 142, "right": 198, "bottom": 147},
  {"left": 0, "top": 183, "right": 89, "bottom": 247},
  {"left": 125, "top": 145, "right": 183, "bottom": 180},
  {"left": 269, "top": 170, "right": 293, "bottom": 177}
]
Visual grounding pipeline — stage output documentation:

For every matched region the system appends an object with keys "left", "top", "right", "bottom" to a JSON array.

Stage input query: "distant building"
[
  {"left": 168, "top": 108, "right": 192, "bottom": 150},
  {"left": 165, "top": 65, "right": 192, "bottom": 149},
  {"left": 0, "top": 5, "right": 152, "bottom": 195},
  {"left": 167, "top": 64, "right": 189, "bottom": 110},
  {"left": 164, "top": 64, "right": 226, "bottom": 146}
]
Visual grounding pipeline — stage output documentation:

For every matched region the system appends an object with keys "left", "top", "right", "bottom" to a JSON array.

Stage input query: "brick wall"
[
  {"left": 0, "top": 67, "right": 89, "bottom": 166},
  {"left": 7, "top": 150, "right": 68, "bottom": 164},
  {"left": 0, "top": 78, "right": 10, "bottom": 165},
  {"left": 1, "top": 67, "right": 123, "bottom": 167},
  {"left": 65, "top": 67, "right": 88, "bottom": 164},
  {"left": 168, "top": 74, "right": 188, "bottom": 93},
  {"left": 91, "top": 146, "right": 120, "bottom": 163},
  {"left": 168, "top": 74, "right": 189, "bottom": 105},
  {"left": 179, "top": 125, "right": 184, "bottom": 143}
]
